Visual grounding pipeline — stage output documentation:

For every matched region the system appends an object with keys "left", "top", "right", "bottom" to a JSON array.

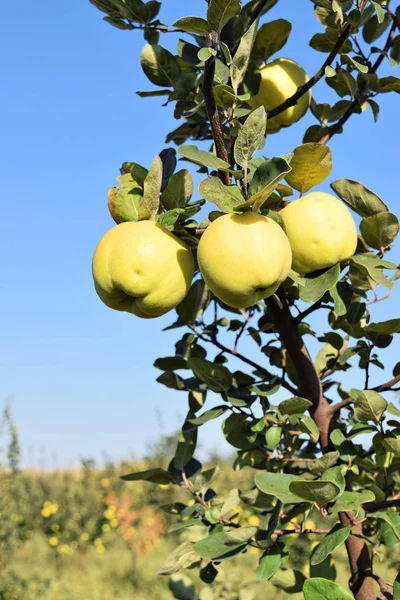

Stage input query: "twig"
[
  {"left": 233, "top": 312, "right": 253, "bottom": 353},
  {"left": 267, "top": 23, "right": 353, "bottom": 120},
  {"left": 203, "top": 34, "right": 230, "bottom": 185},
  {"left": 189, "top": 325, "right": 298, "bottom": 395},
  {"left": 373, "top": 374, "right": 400, "bottom": 393},
  {"left": 332, "top": 397, "right": 354, "bottom": 413},
  {"left": 366, "top": 571, "right": 393, "bottom": 600},
  {"left": 320, "top": 14, "right": 398, "bottom": 144},
  {"left": 294, "top": 300, "right": 332, "bottom": 324},
  {"left": 363, "top": 497, "right": 400, "bottom": 512}
]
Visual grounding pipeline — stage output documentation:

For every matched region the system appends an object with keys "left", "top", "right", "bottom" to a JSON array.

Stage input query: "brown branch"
[
  {"left": 331, "top": 374, "right": 400, "bottom": 413},
  {"left": 332, "top": 397, "right": 354, "bottom": 413},
  {"left": 340, "top": 479, "right": 375, "bottom": 600},
  {"left": 267, "top": 23, "right": 352, "bottom": 120},
  {"left": 266, "top": 291, "right": 333, "bottom": 451},
  {"left": 367, "top": 571, "right": 393, "bottom": 600},
  {"left": 363, "top": 497, "right": 400, "bottom": 512},
  {"left": 320, "top": 13, "right": 398, "bottom": 145},
  {"left": 294, "top": 300, "right": 332, "bottom": 324},
  {"left": 373, "top": 374, "right": 400, "bottom": 393},
  {"left": 203, "top": 34, "right": 230, "bottom": 185}
]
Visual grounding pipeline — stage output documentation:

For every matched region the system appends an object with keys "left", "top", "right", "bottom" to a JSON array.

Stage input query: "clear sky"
[{"left": 1, "top": 0, "right": 399, "bottom": 468}]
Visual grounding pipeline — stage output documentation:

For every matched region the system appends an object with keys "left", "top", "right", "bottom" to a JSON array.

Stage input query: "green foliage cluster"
[{"left": 87, "top": 1, "right": 400, "bottom": 599}]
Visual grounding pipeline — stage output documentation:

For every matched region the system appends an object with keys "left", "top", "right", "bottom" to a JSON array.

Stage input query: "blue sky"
[{"left": 1, "top": 0, "right": 399, "bottom": 467}]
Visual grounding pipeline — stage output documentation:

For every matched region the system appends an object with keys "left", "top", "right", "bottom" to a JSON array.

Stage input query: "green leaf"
[
  {"left": 299, "top": 415, "right": 320, "bottom": 443},
  {"left": 231, "top": 19, "right": 258, "bottom": 94},
  {"left": 176, "top": 279, "right": 210, "bottom": 324},
  {"left": 136, "top": 89, "right": 171, "bottom": 97},
  {"left": 366, "top": 319, "right": 400, "bottom": 334},
  {"left": 344, "top": 54, "right": 369, "bottom": 73},
  {"left": 382, "top": 436, "right": 400, "bottom": 455},
  {"left": 251, "top": 19, "right": 292, "bottom": 61},
  {"left": 299, "top": 264, "right": 341, "bottom": 304},
  {"left": 310, "top": 29, "right": 352, "bottom": 53},
  {"left": 103, "top": 15, "right": 131, "bottom": 29},
  {"left": 254, "top": 542, "right": 284, "bottom": 580},
  {"left": 224, "top": 526, "right": 258, "bottom": 545},
  {"left": 220, "top": 41, "right": 232, "bottom": 65},
  {"left": 198, "top": 177, "right": 244, "bottom": 213},
  {"left": 379, "top": 76, "right": 400, "bottom": 94},
  {"left": 222, "top": 414, "right": 256, "bottom": 450},
  {"left": 177, "top": 144, "right": 231, "bottom": 170},
  {"left": 325, "top": 65, "right": 336, "bottom": 77},
  {"left": 285, "top": 143, "right": 332, "bottom": 193},
  {"left": 173, "top": 16, "right": 211, "bottom": 35},
  {"left": 363, "top": 13, "right": 390, "bottom": 43},
  {"left": 207, "top": 0, "right": 241, "bottom": 33},
  {"left": 188, "top": 357, "right": 232, "bottom": 393},
  {"left": 350, "top": 253, "right": 395, "bottom": 291},
  {"left": 220, "top": 488, "right": 240, "bottom": 516},
  {"left": 121, "top": 468, "right": 176, "bottom": 484},
  {"left": 360, "top": 212, "right": 399, "bottom": 250},
  {"left": 311, "top": 525, "right": 351, "bottom": 566},
  {"left": 279, "top": 397, "right": 313, "bottom": 415},
  {"left": 120, "top": 161, "right": 148, "bottom": 182},
  {"left": 213, "top": 84, "right": 237, "bottom": 107},
  {"left": 310, "top": 452, "right": 340, "bottom": 476},
  {"left": 289, "top": 480, "right": 341, "bottom": 506},
  {"left": 354, "top": 390, "right": 387, "bottom": 422},
  {"left": 303, "top": 578, "right": 354, "bottom": 600},
  {"left": 330, "top": 281, "right": 353, "bottom": 316},
  {"left": 140, "top": 44, "right": 181, "bottom": 87},
  {"left": 194, "top": 532, "right": 245, "bottom": 560},
  {"left": 270, "top": 569, "right": 306, "bottom": 593},
  {"left": 158, "top": 542, "right": 198, "bottom": 575},
  {"left": 330, "top": 179, "right": 388, "bottom": 217},
  {"left": 265, "top": 426, "right": 282, "bottom": 449},
  {"left": 255, "top": 472, "right": 304, "bottom": 504},
  {"left": 161, "top": 170, "right": 193, "bottom": 209},
  {"left": 157, "top": 208, "right": 185, "bottom": 226},
  {"left": 245, "top": 157, "right": 291, "bottom": 212},
  {"left": 197, "top": 47, "right": 217, "bottom": 62},
  {"left": 169, "top": 573, "right": 196, "bottom": 599},
  {"left": 154, "top": 356, "right": 188, "bottom": 371},
  {"left": 174, "top": 427, "right": 197, "bottom": 471},
  {"left": 329, "top": 490, "right": 376, "bottom": 513},
  {"left": 107, "top": 174, "right": 143, "bottom": 223},
  {"left": 234, "top": 107, "right": 267, "bottom": 174},
  {"left": 370, "top": 0, "right": 385, "bottom": 23},
  {"left": 374, "top": 512, "right": 400, "bottom": 542},
  {"left": 138, "top": 155, "right": 162, "bottom": 220},
  {"left": 187, "top": 406, "right": 228, "bottom": 426}
]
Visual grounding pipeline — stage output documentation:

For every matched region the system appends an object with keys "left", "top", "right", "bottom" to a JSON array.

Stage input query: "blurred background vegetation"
[{"left": 0, "top": 404, "right": 397, "bottom": 600}]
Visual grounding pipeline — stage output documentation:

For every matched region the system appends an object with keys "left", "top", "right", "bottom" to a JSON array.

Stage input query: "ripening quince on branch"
[
  {"left": 280, "top": 192, "right": 358, "bottom": 275},
  {"left": 197, "top": 213, "right": 292, "bottom": 309},
  {"left": 92, "top": 221, "right": 194, "bottom": 318},
  {"left": 249, "top": 58, "right": 311, "bottom": 132}
]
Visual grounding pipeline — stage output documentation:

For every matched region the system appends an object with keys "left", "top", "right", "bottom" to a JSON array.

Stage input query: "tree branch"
[
  {"left": 266, "top": 291, "right": 333, "bottom": 450},
  {"left": 203, "top": 35, "right": 230, "bottom": 185},
  {"left": 363, "top": 497, "right": 400, "bottom": 512},
  {"left": 190, "top": 325, "right": 298, "bottom": 395},
  {"left": 294, "top": 300, "right": 332, "bottom": 324},
  {"left": 373, "top": 374, "right": 400, "bottom": 392},
  {"left": 319, "top": 14, "right": 398, "bottom": 145},
  {"left": 267, "top": 23, "right": 353, "bottom": 120},
  {"left": 332, "top": 397, "right": 354, "bottom": 413}
]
